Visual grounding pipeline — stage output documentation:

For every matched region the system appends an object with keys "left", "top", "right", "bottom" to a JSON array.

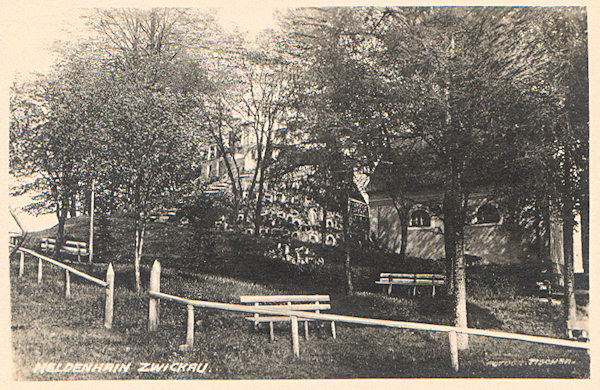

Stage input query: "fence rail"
[
  {"left": 146, "top": 260, "right": 588, "bottom": 372},
  {"left": 10, "top": 245, "right": 114, "bottom": 328}
]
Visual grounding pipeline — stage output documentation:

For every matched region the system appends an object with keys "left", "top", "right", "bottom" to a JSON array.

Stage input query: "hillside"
[{"left": 9, "top": 216, "right": 590, "bottom": 378}]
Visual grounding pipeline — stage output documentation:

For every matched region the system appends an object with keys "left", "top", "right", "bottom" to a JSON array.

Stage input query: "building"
[{"left": 366, "top": 173, "right": 587, "bottom": 288}]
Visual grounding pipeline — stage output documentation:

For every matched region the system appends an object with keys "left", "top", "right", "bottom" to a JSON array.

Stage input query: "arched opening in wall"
[
  {"left": 475, "top": 203, "right": 501, "bottom": 224},
  {"left": 410, "top": 209, "right": 431, "bottom": 227},
  {"left": 325, "top": 234, "right": 337, "bottom": 246}
]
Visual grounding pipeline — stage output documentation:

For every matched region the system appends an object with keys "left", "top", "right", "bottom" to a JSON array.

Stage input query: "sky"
[{"left": 2, "top": 1, "right": 282, "bottom": 78}]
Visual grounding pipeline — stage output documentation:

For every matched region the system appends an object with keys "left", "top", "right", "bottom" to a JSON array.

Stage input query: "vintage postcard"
[{"left": 1, "top": 0, "right": 595, "bottom": 385}]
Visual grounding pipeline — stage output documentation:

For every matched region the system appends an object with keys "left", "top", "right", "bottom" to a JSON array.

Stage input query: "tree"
[
  {"left": 208, "top": 33, "right": 298, "bottom": 235},
  {"left": 277, "top": 8, "right": 390, "bottom": 294},
  {"left": 367, "top": 7, "right": 570, "bottom": 349},
  {"left": 459, "top": 7, "right": 588, "bottom": 332},
  {"left": 10, "top": 74, "right": 92, "bottom": 258},
  {"left": 500, "top": 8, "right": 588, "bottom": 331},
  {"left": 60, "top": 8, "right": 212, "bottom": 293},
  {"left": 280, "top": 6, "right": 587, "bottom": 346}
]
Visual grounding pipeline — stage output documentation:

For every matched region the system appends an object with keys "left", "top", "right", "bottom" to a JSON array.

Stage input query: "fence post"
[
  {"left": 104, "top": 263, "right": 115, "bottom": 329},
  {"left": 19, "top": 251, "right": 24, "bottom": 277},
  {"left": 65, "top": 270, "right": 71, "bottom": 299},
  {"left": 37, "top": 257, "right": 43, "bottom": 284},
  {"left": 186, "top": 304, "right": 194, "bottom": 348},
  {"left": 149, "top": 260, "right": 161, "bottom": 331},
  {"left": 449, "top": 330, "right": 459, "bottom": 372},
  {"left": 77, "top": 243, "right": 81, "bottom": 262},
  {"left": 291, "top": 315, "right": 300, "bottom": 359}
]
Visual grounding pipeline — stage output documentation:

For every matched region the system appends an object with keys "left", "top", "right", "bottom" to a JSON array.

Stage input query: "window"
[
  {"left": 208, "top": 145, "right": 217, "bottom": 160},
  {"left": 325, "top": 234, "right": 336, "bottom": 246},
  {"left": 475, "top": 203, "right": 500, "bottom": 224},
  {"left": 410, "top": 209, "right": 431, "bottom": 227}
]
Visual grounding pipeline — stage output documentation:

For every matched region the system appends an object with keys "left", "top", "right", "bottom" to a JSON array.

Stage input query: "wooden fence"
[
  {"left": 10, "top": 245, "right": 115, "bottom": 329},
  {"left": 146, "top": 260, "right": 589, "bottom": 372}
]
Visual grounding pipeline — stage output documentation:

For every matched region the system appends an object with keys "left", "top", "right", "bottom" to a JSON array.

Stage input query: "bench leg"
[
  {"left": 387, "top": 284, "right": 392, "bottom": 295},
  {"left": 331, "top": 321, "right": 336, "bottom": 339},
  {"left": 432, "top": 285, "right": 436, "bottom": 297},
  {"left": 304, "top": 321, "right": 309, "bottom": 340},
  {"left": 269, "top": 321, "right": 274, "bottom": 341},
  {"left": 413, "top": 286, "right": 417, "bottom": 297}
]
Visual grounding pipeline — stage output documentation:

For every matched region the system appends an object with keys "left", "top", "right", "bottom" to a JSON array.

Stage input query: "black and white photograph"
[{"left": 3, "top": 0, "right": 592, "bottom": 381}]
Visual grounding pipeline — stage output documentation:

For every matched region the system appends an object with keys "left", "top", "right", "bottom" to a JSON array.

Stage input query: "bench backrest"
[
  {"left": 42, "top": 238, "right": 88, "bottom": 249},
  {"left": 379, "top": 273, "right": 445, "bottom": 284},
  {"left": 240, "top": 295, "right": 331, "bottom": 312},
  {"left": 41, "top": 238, "right": 90, "bottom": 255}
]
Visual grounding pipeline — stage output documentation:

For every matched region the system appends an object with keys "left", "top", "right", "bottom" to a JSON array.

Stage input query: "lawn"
[{"left": 9, "top": 217, "right": 590, "bottom": 379}]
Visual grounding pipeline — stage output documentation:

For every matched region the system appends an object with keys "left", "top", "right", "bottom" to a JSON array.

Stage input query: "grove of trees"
[{"left": 10, "top": 7, "right": 588, "bottom": 339}]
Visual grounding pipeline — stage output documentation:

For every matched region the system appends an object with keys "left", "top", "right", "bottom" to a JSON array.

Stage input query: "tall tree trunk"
[
  {"left": 82, "top": 190, "right": 90, "bottom": 215},
  {"left": 562, "top": 194, "right": 577, "bottom": 334},
  {"left": 454, "top": 222, "right": 468, "bottom": 350},
  {"left": 321, "top": 206, "right": 328, "bottom": 248},
  {"left": 54, "top": 199, "right": 69, "bottom": 259},
  {"left": 254, "top": 141, "right": 272, "bottom": 237},
  {"left": 534, "top": 194, "right": 544, "bottom": 264},
  {"left": 399, "top": 206, "right": 409, "bottom": 264},
  {"left": 580, "top": 192, "right": 589, "bottom": 275},
  {"left": 443, "top": 171, "right": 468, "bottom": 350},
  {"left": 388, "top": 193, "right": 409, "bottom": 264},
  {"left": 254, "top": 170, "right": 265, "bottom": 237},
  {"left": 535, "top": 193, "right": 552, "bottom": 280},
  {"left": 443, "top": 192, "right": 456, "bottom": 294},
  {"left": 542, "top": 194, "right": 552, "bottom": 265},
  {"left": 89, "top": 180, "right": 95, "bottom": 264},
  {"left": 69, "top": 194, "right": 77, "bottom": 218},
  {"left": 134, "top": 216, "right": 146, "bottom": 295},
  {"left": 343, "top": 198, "right": 353, "bottom": 295}
]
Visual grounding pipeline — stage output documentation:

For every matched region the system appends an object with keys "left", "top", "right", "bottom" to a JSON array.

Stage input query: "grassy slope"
[{"left": 10, "top": 217, "right": 590, "bottom": 379}]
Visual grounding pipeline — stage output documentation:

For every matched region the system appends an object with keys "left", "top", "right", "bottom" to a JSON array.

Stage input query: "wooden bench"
[
  {"left": 567, "top": 318, "right": 589, "bottom": 341},
  {"left": 41, "top": 238, "right": 89, "bottom": 261},
  {"left": 376, "top": 273, "right": 446, "bottom": 297},
  {"left": 9, "top": 232, "right": 22, "bottom": 246},
  {"left": 240, "top": 295, "right": 336, "bottom": 341}
]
